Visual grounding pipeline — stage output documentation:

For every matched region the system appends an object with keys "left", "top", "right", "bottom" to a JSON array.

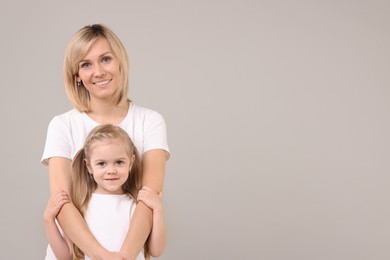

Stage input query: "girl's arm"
[
  {"left": 137, "top": 187, "right": 167, "bottom": 257},
  {"left": 120, "top": 149, "right": 166, "bottom": 259},
  {"left": 49, "top": 157, "right": 121, "bottom": 260},
  {"left": 44, "top": 191, "right": 72, "bottom": 260}
]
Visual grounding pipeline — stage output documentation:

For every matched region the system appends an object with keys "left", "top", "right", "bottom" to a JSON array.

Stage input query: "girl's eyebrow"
[{"left": 79, "top": 52, "right": 112, "bottom": 63}]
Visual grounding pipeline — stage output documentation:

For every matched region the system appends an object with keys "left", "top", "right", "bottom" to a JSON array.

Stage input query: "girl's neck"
[
  {"left": 87, "top": 99, "right": 130, "bottom": 125},
  {"left": 93, "top": 192, "right": 126, "bottom": 196}
]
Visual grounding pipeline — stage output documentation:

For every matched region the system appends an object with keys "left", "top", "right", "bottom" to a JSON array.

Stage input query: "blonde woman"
[
  {"left": 42, "top": 24, "right": 170, "bottom": 260},
  {"left": 44, "top": 124, "right": 166, "bottom": 260}
]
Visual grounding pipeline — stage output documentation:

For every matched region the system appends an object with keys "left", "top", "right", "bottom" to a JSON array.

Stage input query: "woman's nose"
[{"left": 93, "top": 64, "right": 105, "bottom": 77}]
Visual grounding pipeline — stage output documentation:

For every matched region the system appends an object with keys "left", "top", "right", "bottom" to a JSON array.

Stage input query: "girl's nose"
[{"left": 106, "top": 164, "right": 117, "bottom": 174}]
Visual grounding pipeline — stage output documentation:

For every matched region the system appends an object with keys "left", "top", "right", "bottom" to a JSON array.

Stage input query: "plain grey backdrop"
[{"left": 1, "top": 0, "right": 389, "bottom": 259}]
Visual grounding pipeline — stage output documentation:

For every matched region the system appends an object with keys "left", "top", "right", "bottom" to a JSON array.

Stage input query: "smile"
[
  {"left": 104, "top": 177, "right": 119, "bottom": 181},
  {"left": 94, "top": 79, "right": 111, "bottom": 86}
]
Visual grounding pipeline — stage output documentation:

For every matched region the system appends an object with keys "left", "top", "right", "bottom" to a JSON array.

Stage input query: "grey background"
[{"left": 1, "top": 0, "right": 389, "bottom": 259}]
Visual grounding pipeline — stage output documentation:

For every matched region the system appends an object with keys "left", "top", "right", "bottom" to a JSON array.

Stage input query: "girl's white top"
[{"left": 84, "top": 193, "right": 145, "bottom": 260}]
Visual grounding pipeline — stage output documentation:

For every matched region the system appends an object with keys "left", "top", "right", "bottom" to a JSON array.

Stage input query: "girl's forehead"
[
  {"left": 89, "top": 137, "right": 130, "bottom": 154},
  {"left": 91, "top": 137, "right": 122, "bottom": 147}
]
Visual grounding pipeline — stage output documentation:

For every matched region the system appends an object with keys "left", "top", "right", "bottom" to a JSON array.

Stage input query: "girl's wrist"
[
  {"left": 153, "top": 207, "right": 164, "bottom": 214},
  {"left": 43, "top": 214, "right": 56, "bottom": 223}
]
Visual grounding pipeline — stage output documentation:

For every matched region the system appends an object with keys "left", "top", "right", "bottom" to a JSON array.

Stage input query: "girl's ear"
[{"left": 85, "top": 159, "right": 93, "bottom": 174}]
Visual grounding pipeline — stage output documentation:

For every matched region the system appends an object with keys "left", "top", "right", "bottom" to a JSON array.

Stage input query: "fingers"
[
  {"left": 140, "top": 186, "right": 153, "bottom": 192},
  {"left": 52, "top": 191, "right": 70, "bottom": 205},
  {"left": 137, "top": 187, "right": 163, "bottom": 211},
  {"left": 51, "top": 191, "right": 71, "bottom": 210},
  {"left": 44, "top": 191, "right": 71, "bottom": 221},
  {"left": 55, "top": 193, "right": 71, "bottom": 208}
]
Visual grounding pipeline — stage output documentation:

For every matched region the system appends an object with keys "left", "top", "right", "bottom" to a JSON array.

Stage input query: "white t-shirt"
[
  {"left": 84, "top": 193, "right": 145, "bottom": 260},
  {"left": 41, "top": 103, "right": 170, "bottom": 164}
]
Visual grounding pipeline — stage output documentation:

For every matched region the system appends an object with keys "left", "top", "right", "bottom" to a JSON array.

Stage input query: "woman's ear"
[{"left": 75, "top": 75, "right": 82, "bottom": 85}]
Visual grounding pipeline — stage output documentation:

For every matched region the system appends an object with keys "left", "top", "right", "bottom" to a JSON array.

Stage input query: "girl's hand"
[
  {"left": 43, "top": 191, "right": 71, "bottom": 222},
  {"left": 137, "top": 186, "right": 163, "bottom": 211}
]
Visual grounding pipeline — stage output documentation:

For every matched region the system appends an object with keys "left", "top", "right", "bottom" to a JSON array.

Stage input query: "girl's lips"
[{"left": 105, "top": 178, "right": 119, "bottom": 181}]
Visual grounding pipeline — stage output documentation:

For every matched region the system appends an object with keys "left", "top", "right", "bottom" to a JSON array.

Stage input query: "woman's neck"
[{"left": 87, "top": 99, "right": 129, "bottom": 125}]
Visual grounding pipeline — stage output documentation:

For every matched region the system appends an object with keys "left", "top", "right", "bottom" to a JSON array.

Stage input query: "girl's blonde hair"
[
  {"left": 64, "top": 24, "right": 130, "bottom": 112},
  {"left": 70, "top": 124, "right": 148, "bottom": 259}
]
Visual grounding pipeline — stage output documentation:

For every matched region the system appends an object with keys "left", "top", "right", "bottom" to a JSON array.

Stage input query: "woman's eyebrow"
[{"left": 79, "top": 52, "right": 112, "bottom": 63}]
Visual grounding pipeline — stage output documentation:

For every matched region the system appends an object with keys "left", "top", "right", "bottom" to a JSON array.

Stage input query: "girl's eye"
[
  {"left": 102, "top": 56, "right": 111, "bottom": 63},
  {"left": 97, "top": 162, "right": 105, "bottom": 166},
  {"left": 116, "top": 160, "right": 124, "bottom": 165}
]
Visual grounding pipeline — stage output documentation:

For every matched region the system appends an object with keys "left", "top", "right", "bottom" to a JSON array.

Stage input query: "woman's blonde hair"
[
  {"left": 64, "top": 24, "right": 130, "bottom": 112},
  {"left": 70, "top": 124, "right": 147, "bottom": 259}
]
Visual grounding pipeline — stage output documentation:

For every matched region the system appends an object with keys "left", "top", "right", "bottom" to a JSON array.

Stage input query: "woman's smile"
[{"left": 94, "top": 79, "right": 112, "bottom": 87}]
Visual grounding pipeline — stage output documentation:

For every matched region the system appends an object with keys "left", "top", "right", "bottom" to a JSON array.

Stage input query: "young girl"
[{"left": 44, "top": 124, "right": 166, "bottom": 260}]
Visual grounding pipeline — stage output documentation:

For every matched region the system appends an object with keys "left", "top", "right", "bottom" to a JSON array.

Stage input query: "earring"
[{"left": 77, "top": 81, "right": 81, "bottom": 87}]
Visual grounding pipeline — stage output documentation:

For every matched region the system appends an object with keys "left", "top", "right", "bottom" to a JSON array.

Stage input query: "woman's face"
[{"left": 77, "top": 37, "right": 120, "bottom": 102}]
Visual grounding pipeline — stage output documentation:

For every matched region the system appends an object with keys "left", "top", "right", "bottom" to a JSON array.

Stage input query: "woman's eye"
[
  {"left": 102, "top": 56, "right": 111, "bottom": 63},
  {"left": 80, "top": 62, "right": 91, "bottom": 69}
]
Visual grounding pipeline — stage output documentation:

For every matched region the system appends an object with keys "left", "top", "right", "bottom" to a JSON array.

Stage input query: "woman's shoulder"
[
  {"left": 131, "top": 103, "right": 164, "bottom": 120},
  {"left": 47, "top": 108, "right": 93, "bottom": 135},
  {"left": 52, "top": 108, "right": 82, "bottom": 120}
]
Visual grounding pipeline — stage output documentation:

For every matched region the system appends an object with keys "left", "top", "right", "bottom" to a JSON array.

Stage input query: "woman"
[{"left": 41, "top": 24, "right": 170, "bottom": 260}]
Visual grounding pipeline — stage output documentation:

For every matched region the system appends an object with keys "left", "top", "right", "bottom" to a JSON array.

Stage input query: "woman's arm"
[
  {"left": 44, "top": 191, "right": 72, "bottom": 260},
  {"left": 137, "top": 187, "right": 167, "bottom": 257},
  {"left": 120, "top": 149, "right": 167, "bottom": 260},
  {"left": 49, "top": 157, "right": 119, "bottom": 260}
]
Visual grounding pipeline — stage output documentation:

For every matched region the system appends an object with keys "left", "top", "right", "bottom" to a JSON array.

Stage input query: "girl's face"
[
  {"left": 77, "top": 37, "right": 120, "bottom": 102},
  {"left": 86, "top": 138, "right": 132, "bottom": 195}
]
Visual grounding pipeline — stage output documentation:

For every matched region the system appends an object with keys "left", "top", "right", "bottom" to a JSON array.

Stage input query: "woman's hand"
[
  {"left": 137, "top": 186, "right": 163, "bottom": 211},
  {"left": 44, "top": 191, "right": 71, "bottom": 222}
]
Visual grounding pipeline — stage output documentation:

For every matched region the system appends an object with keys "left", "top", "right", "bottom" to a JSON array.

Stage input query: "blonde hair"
[
  {"left": 64, "top": 24, "right": 130, "bottom": 112},
  {"left": 70, "top": 124, "right": 147, "bottom": 259}
]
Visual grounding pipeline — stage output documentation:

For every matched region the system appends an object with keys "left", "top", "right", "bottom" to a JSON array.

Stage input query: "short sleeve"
[
  {"left": 143, "top": 110, "right": 171, "bottom": 160},
  {"left": 41, "top": 116, "right": 72, "bottom": 166}
]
